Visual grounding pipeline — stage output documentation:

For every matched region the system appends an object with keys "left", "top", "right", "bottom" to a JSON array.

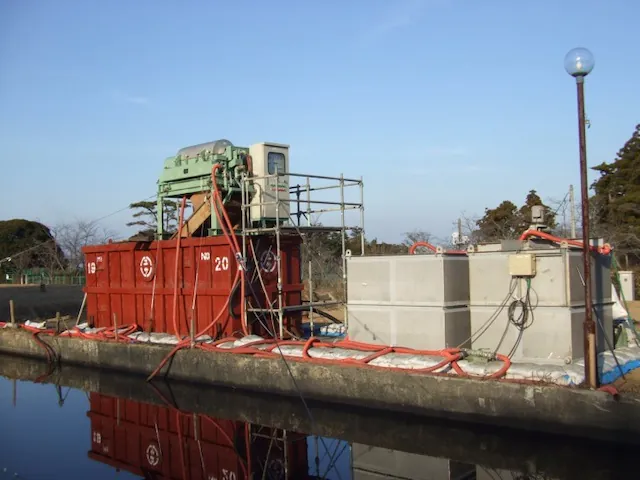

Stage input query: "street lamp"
[{"left": 564, "top": 47, "right": 597, "bottom": 389}]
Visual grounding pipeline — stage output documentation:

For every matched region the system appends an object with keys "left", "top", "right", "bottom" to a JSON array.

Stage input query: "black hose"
[
  {"left": 228, "top": 277, "right": 241, "bottom": 320},
  {"left": 302, "top": 306, "right": 342, "bottom": 324}
]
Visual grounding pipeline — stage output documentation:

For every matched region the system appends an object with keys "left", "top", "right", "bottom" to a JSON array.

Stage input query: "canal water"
[{"left": 0, "top": 356, "right": 636, "bottom": 479}]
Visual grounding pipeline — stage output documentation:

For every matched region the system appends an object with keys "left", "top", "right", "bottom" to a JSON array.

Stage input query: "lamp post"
[{"left": 564, "top": 47, "right": 597, "bottom": 389}]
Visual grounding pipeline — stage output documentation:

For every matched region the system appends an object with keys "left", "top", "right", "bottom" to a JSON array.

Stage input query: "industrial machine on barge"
[
  {"left": 59, "top": 135, "right": 635, "bottom": 389},
  {"left": 82, "top": 139, "right": 364, "bottom": 341}
]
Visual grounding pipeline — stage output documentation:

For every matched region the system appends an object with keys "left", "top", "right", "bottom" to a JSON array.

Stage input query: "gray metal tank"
[{"left": 177, "top": 139, "right": 233, "bottom": 159}]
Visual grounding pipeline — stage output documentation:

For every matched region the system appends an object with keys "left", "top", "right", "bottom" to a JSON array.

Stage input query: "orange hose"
[
  {"left": 245, "top": 424, "right": 252, "bottom": 479},
  {"left": 148, "top": 382, "right": 250, "bottom": 479},
  {"left": 14, "top": 320, "right": 513, "bottom": 380},
  {"left": 211, "top": 164, "right": 249, "bottom": 336},
  {"left": 408, "top": 241, "right": 466, "bottom": 255},
  {"left": 519, "top": 229, "right": 611, "bottom": 255},
  {"left": 172, "top": 196, "right": 188, "bottom": 339},
  {"left": 211, "top": 196, "right": 248, "bottom": 336}
]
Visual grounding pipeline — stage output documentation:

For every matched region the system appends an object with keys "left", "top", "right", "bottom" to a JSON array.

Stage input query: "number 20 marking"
[{"left": 215, "top": 256, "right": 229, "bottom": 271}]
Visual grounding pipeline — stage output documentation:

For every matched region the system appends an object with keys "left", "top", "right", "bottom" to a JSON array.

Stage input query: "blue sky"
[{"left": 1, "top": 0, "right": 638, "bottom": 243}]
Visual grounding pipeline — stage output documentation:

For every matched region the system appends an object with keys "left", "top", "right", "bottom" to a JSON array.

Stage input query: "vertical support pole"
[
  {"left": 9, "top": 299, "right": 15, "bottom": 327},
  {"left": 359, "top": 177, "right": 365, "bottom": 256},
  {"left": 190, "top": 309, "right": 195, "bottom": 347},
  {"left": 275, "top": 168, "right": 284, "bottom": 339},
  {"left": 340, "top": 174, "right": 347, "bottom": 330},
  {"left": 314, "top": 435, "right": 320, "bottom": 478},
  {"left": 576, "top": 76, "right": 598, "bottom": 389},
  {"left": 113, "top": 312, "right": 119, "bottom": 342},
  {"left": 305, "top": 177, "right": 311, "bottom": 227},
  {"left": 283, "top": 429, "right": 289, "bottom": 480},
  {"left": 296, "top": 185, "right": 302, "bottom": 226},
  {"left": 241, "top": 173, "right": 248, "bottom": 338},
  {"left": 570, "top": 184, "right": 577, "bottom": 239},
  {"left": 156, "top": 194, "right": 164, "bottom": 239},
  {"left": 309, "top": 255, "right": 314, "bottom": 336},
  {"left": 75, "top": 292, "right": 87, "bottom": 326},
  {"left": 306, "top": 176, "right": 314, "bottom": 333}
]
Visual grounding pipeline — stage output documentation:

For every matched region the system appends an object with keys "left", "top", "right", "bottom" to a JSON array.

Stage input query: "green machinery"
[{"left": 156, "top": 139, "right": 291, "bottom": 239}]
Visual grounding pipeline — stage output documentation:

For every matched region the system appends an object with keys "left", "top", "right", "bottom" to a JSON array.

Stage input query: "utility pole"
[
  {"left": 457, "top": 218, "right": 462, "bottom": 243},
  {"left": 569, "top": 184, "right": 577, "bottom": 239}
]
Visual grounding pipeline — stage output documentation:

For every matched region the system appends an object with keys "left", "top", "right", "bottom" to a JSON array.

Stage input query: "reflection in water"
[
  {"left": 88, "top": 390, "right": 328, "bottom": 479},
  {"left": 0, "top": 356, "right": 637, "bottom": 479}
]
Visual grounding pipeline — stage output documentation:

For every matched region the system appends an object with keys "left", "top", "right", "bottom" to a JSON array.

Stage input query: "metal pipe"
[
  {"left": 302, "top": 206, "right": 361, "bottom": 215},
  {"left": 576, "top": 76, "right": 598, "bottom": 389},
  {"left": 340, "top": 174, "right": 347, "bottom": 329},
  {"left": 247, "top": 198, "right": 362, "bottom": 207},
  {"left": 290, "top": 182, "right": 361, "bottom": 193},
  {"left": 252, "top": 171, "right": 363, "bottom": 183}
]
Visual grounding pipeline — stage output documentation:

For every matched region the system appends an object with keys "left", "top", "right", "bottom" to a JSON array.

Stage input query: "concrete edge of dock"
[{"left": 1, "top": 328, "right": 639, "bottom": 444}]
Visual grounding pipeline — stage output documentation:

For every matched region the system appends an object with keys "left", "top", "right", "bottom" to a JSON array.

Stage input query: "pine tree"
[
  {"left": 591, "top": 123, "right": 640, "bottom": 266},
  {"left": 473, "top": 190, "right": 557, "bottom": 242}
]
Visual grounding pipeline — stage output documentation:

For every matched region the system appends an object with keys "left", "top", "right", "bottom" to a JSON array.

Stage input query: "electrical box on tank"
[{"left": 249, "top": 142, "right": 290, "bottom": 224}]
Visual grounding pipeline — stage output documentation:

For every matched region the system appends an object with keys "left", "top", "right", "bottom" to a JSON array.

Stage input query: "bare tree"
[
  {"left": 39, "top": 239, "right": 66, "bottom": 281},
  {"left": 52, "top": 220, "right": 116, "bottom": 273},
  {"left": 402, "top": 229, "right": 433, "bottom": 247}
]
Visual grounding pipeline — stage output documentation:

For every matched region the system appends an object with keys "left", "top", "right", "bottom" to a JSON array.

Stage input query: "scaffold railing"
[{"left": 240, "top": 171, "right": 365, "bottom": 338}]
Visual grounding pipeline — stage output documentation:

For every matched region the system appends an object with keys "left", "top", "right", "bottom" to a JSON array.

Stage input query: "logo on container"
[{"left": 140, "top": 255, "right": 155, "bottom": 280}]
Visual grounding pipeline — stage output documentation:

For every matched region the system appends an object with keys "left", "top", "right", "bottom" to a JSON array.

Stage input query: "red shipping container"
[
  {"left": 87, "top": 393, "right": 311, "bottom": 479},
  {"left": 82, "top": 235, "right": 303, "bottom": 339}
]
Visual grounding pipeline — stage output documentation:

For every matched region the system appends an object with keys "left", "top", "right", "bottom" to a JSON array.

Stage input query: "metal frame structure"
[{"left": 240, "top": 171, "right": 365, "bottom": 338}]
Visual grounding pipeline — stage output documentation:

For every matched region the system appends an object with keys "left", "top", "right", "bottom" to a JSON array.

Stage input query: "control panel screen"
[{"left": 267, "top": 152, "right": 286, "bottom": 174}]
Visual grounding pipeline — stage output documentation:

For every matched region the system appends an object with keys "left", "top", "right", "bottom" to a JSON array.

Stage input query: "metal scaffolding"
[{"left": 240, "top": 171, "right": 365, "bottom": 339}]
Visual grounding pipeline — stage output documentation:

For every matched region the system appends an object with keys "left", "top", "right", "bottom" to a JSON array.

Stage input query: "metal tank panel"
[
  {"left": 346, "top": 254, "right": 471, "bottom": 350},
  {"left": 347, "top": 255, "right": 469, "bottom": 307}
]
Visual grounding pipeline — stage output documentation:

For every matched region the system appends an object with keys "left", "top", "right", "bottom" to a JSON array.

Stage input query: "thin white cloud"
[
  {"left": 405, "top": 146, "right": 488, "bottom": 175},
  {"left": 408, "top": 165, "right": 482, "bottom": 176},
  {"left": 356, "top": 0, "right": 447, "bottom": 45},
  {"left": 424, "top": 146, "right": 469, "bottom": 157},
  {"left": 111, "top": 90, "right": 150, "bottom": 105}
]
